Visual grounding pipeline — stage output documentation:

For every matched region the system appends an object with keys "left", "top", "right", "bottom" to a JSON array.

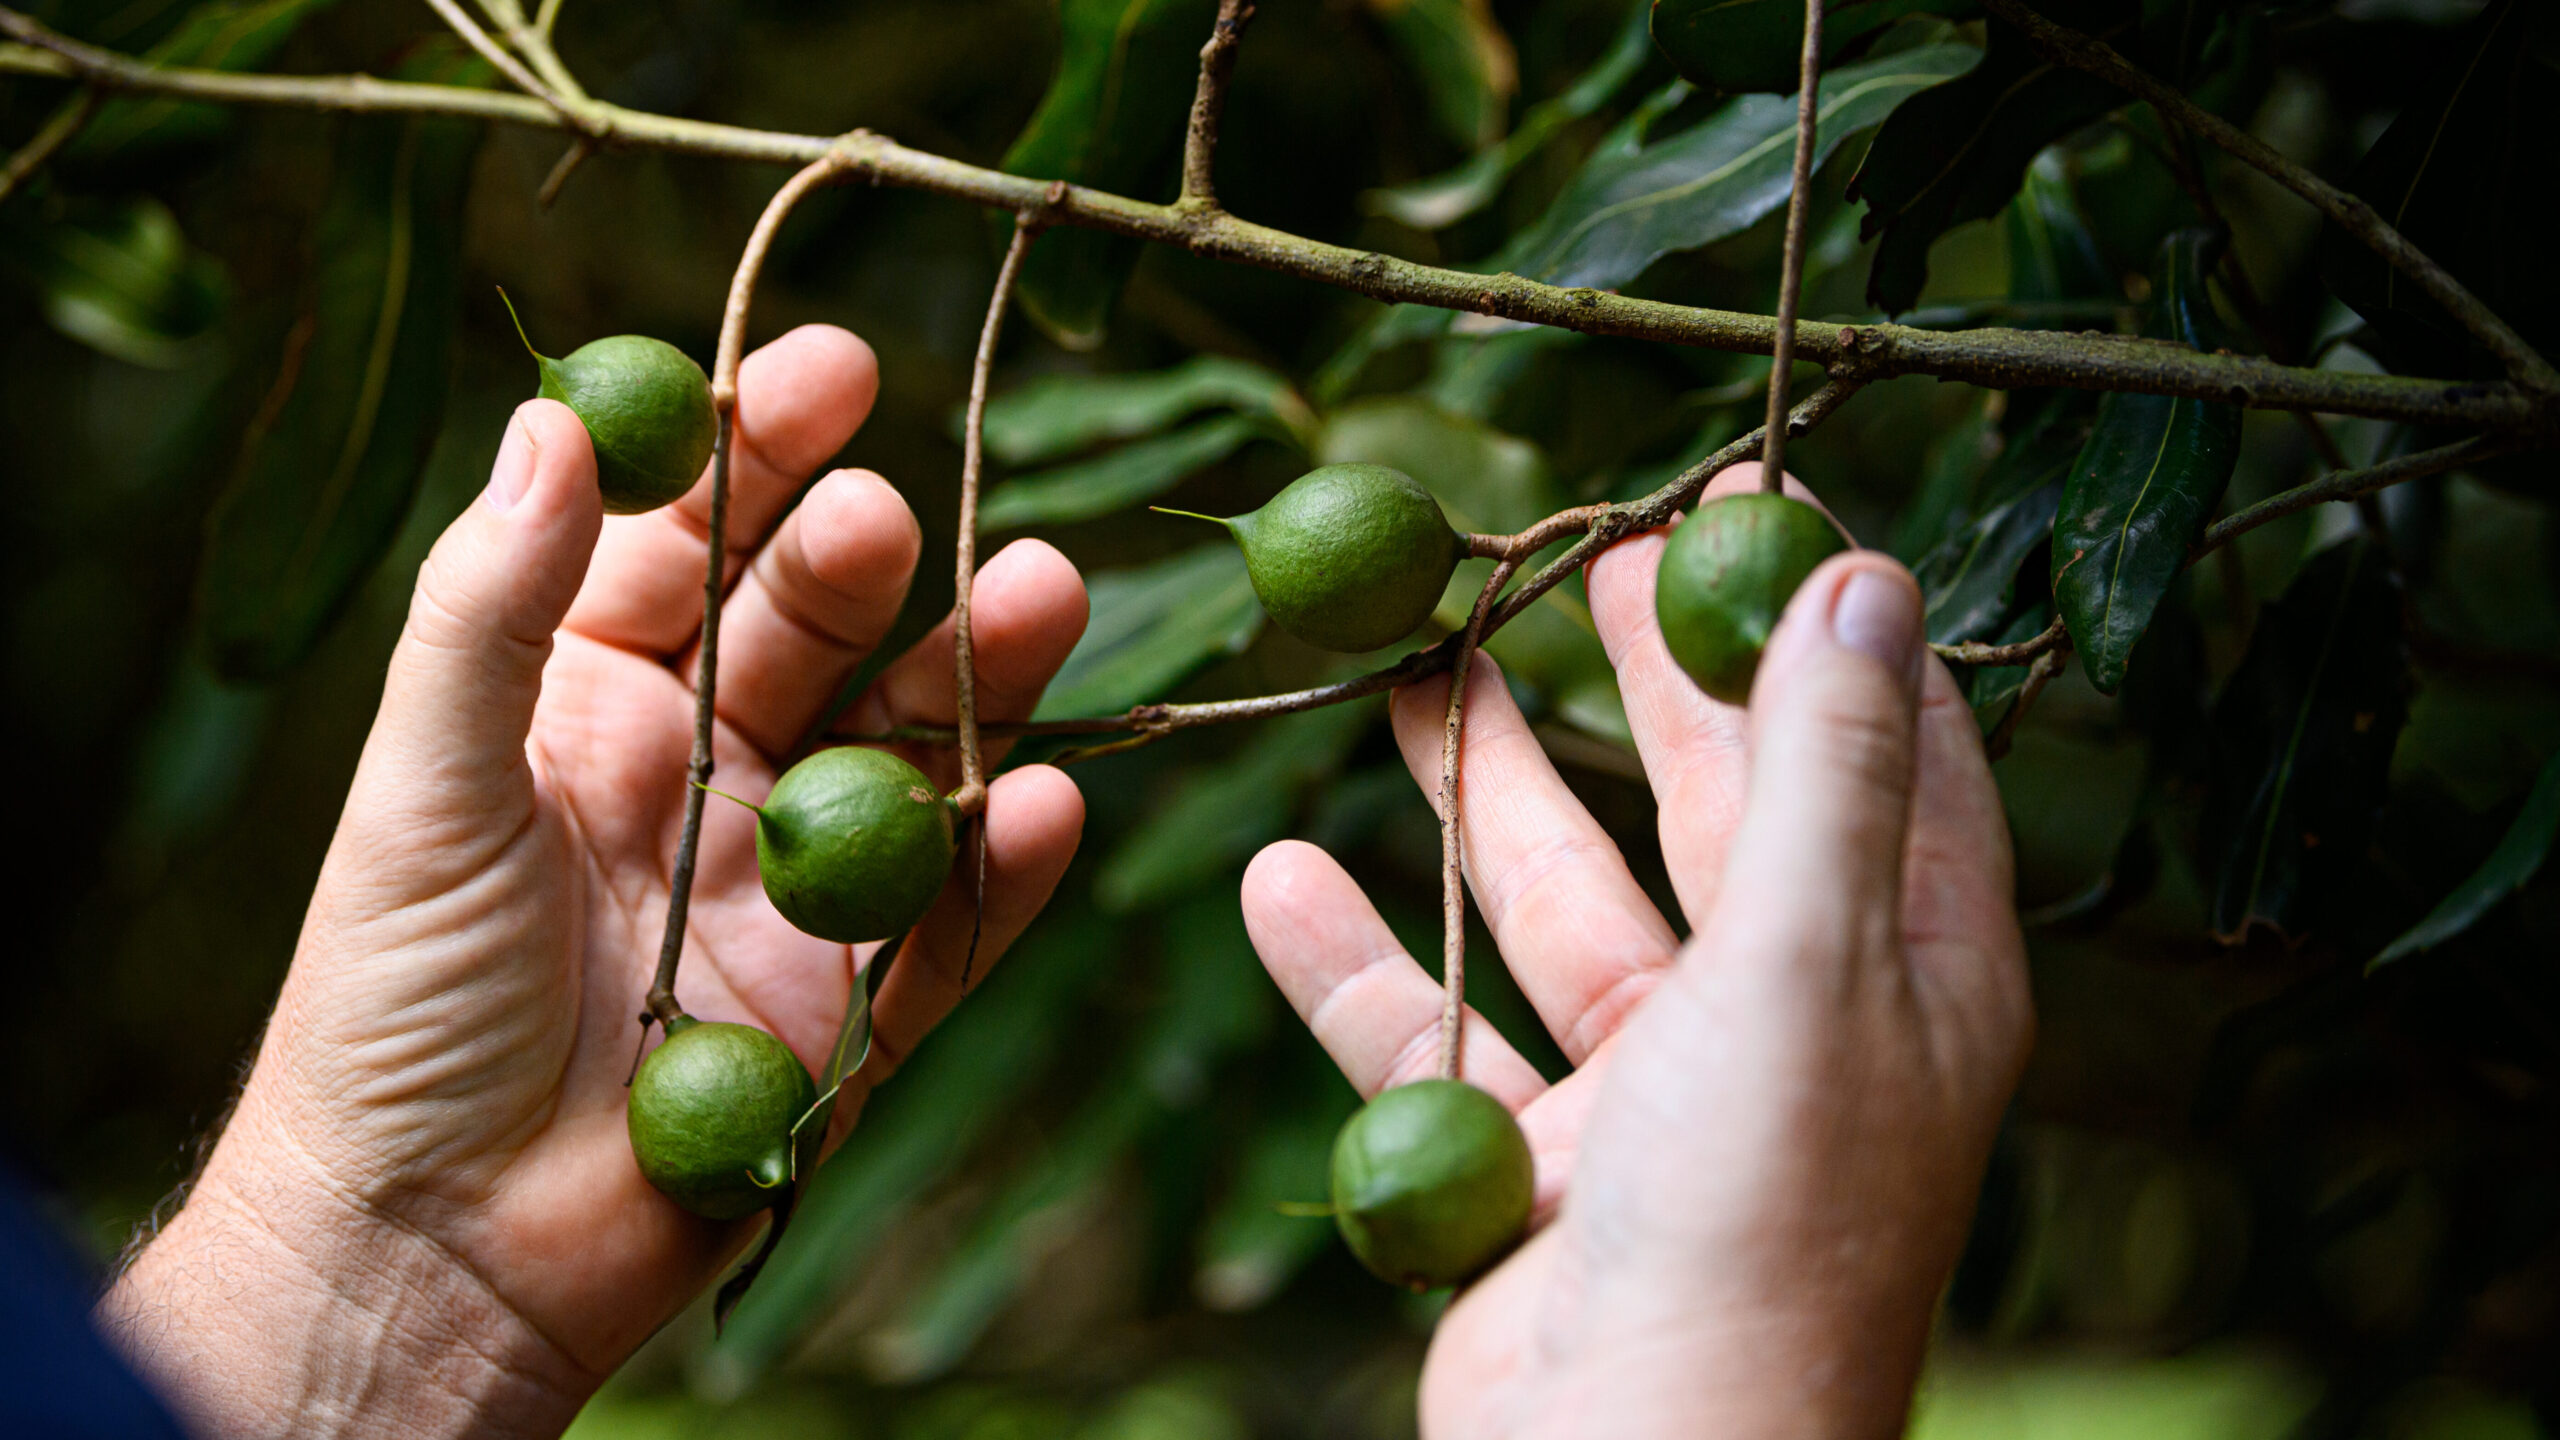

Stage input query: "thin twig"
[
  {"left": 1931, "top": 615, "right": 2068, "bottom": 667},
  {"left": 533, "top": 0, "right": 563, "bottom": 40},
  {"left": 952, "top": 214, "right": 1042, "bottom": 820},
  {"left": 420, "top": 0, "right": 581, "bottom": 125},
  {"left": 0, "top": 85, "right": 95, "bottom": 204},
  {"left": 535, "top": 137, "right": 591, "bottom": 208},
  {"left": 1759, "top": 0, "right": 1825, "bottom": 490},
  {"left": 642, "top": 147, "right": 856, "bottom": 1030},
  {"left": 1179, "top": 0, "right": 1256, "bottom": 209},
  {"left": 1438, "top": 555, "right": 1518, "bottom": 1081},
  {"left": 0, "top": 9, "right": 2543, "bottom": 431},
  {"left": 1984, "top": 639, "right": 2072, "bottom": 762},
  {"left": 474, "top": 0, "right": 586, "bottom": 100},
  {"left": 2194, "top": 433, "right": 2513, "bottom": 556},
  {"left": 1977, "top": 0, "right": 2557, "bottom": 392}
]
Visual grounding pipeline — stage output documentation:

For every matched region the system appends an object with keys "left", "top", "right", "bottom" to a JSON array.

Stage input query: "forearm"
[{"left": 98, "top": 1111, "right": 594, "bottom": 1440}]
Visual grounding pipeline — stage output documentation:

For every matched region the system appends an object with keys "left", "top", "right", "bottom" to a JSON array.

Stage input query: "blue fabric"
[{"left": 0, "top": 1163, "right": 189, "bottom": 1440}]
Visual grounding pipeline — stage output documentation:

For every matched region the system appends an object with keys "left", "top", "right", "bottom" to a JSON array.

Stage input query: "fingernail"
[
  {"left": 1833, "top": 568, "right": 1923, "bottom": 694},
  {"left": 485, "top": 412, "right": 537, "bottom": 513}
]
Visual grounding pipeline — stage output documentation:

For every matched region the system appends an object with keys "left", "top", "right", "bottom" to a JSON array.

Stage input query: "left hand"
[{"left": 101, "top": 326, "right": 1091, "bottom": 1439}]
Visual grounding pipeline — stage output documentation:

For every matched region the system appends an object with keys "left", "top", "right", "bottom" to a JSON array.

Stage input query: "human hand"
[
  {"left": 1240, "top": 467, "right": 2032, "bottom": 1439},
  {"left": 101, "top": 327, "right": 1090, "bottom": 1439}
]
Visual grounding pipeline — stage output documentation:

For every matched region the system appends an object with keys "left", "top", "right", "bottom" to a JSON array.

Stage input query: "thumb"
[
  {"left": 1708, "top": 552, "right": 1928, "bottom": 969},
  {"left": 365, "top": 399, "right": 602, "bottom": 814}
]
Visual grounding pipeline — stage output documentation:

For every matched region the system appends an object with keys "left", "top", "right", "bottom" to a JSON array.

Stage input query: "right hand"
[{"left": 1240, "top": 465, "right": 2034, "bottom": 1439}]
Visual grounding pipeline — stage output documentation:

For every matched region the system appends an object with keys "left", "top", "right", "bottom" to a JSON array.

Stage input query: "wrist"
[{"left": 99, "top": 1100, "right": 596, "bottom": 1440}]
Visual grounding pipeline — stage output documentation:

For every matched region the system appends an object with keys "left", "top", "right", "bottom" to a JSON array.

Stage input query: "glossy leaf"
[
  {"left": 1368, "top": 0, "right": 1653, "bottom": 229},
  {"left": 2200, "top": 539, "right": 2408, "bottom": 944},
  {"left": 1494, "top": 43, "right": 1978, "bottom": 293},
  {"left": 2371, "top": 750, "right": 2560, "bottom": 970},
  {"left": 0, "top": 194, "right": 225, "bottom": 366},
  {"left": 999, "top": 0, "right": 1215, "bottom": 349},
  {"left": 2314, "top": 0, "right": 2560, "bottom": 378},
  {"left": 980, "top": 414, "right": 1269, "bottom": 531},
  {"left": 1917, "top": 479, "right": 2063, "bottom": 648},
  {"left": 1033, "top": 545, "right": 1263, "bottom": 719},
  {"left": 1849, "top": 2, "right": 2129, "bottom": 314},
  {"left": 702, "top": 906, "right": 1119, "bottom": 1394},
  {"left": 2004, "top": 151, "right": 2115, "bottom": 319},
  {"left": 983, "top": 354, "right": 1304, "bottom": 467},
  {"left": 1650, "top": 0, "right": 1969, "bottom": 96},
  {"left": 195, "top": 51, "right": 491, "bottom": 681},
  {"left": 1365, "top": 0, "right": 1519, "bottom": 150},
  {"left": 64, "top": 0, "right": 339, "bottom": 160},
  {"left": 2050, "top": 232, "right": 2242, "bottom": 695},
  {"left": 1096, "top": 703, "right": 1373, "bottom": 912}
]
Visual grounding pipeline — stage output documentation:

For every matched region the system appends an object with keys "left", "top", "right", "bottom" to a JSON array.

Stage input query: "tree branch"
[
  {"left": 2194, "top": 433, "right": 2513, "bottom": 557},
  {"left": 0, "top": 83, "right": 92, "bottom": 204},
  {"left": 1932, "top": 615, "right": 2067, "bottom": 667},
  {"left": 420, "top": 0, "right": 584, "bottom": 127},
  {"left": 1977, "top": 0, "right": 2557, "bottom": 393},
  {"left": 0, "top": 9, "right": 2545, "bottom": 432},
  {"left": 1759, "top": 0, "right": 1825, "bottom": 489},
  {"left": 1179, "top": 0, "right": 1255, "bottom": 209},
  {"left": 473, "top": 0, "right": 586, "bottom": 101},
  {"left": 643, "top": 146, "right": 857, "bottom": 1030}
]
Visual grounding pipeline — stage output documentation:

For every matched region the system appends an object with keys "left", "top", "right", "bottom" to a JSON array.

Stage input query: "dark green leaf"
[
  {"left": 1365, "top": 0, "right": 1518, "bottom": 150},
  {"left": 195, "top": 50, "right": 491, "bottom": 681},
  {"left": 702, "top": 906, "right": 1119, "bottom": 1395},
  {"left": 2371, "top": 749, "right": 2560, "bottom": 970},
  {"left": 1096, "top": 703, "right": 1373, "bottom": 911},
  {"left": 1918, "top": 479, "right": 2063, "bottom": 647},
  {"left": 0, "top": 194, "right": 225, "bottom": 366},
  {"left": 980, "top": 414, "right": 1268, "bottom": 530},
  {"left": 2201, "top": 539, "right": 2409, "bottom": 944},
  {"left": 1367, "top": 0, "right": 1653, "bottom": 229},
  {"left": 1965, "top": 602, "right": 2053, "bottom": 719},
  {"left": 64, "top": 0, "right": 339, "bottom": 160},
  {"left": 1889, "top": 391, "right": 2001, "bottom": 559},
  {"left": 2314, "top": 0, "right": 2560, "bottom": 378},
  {"left": 983, "top": 354, "right": 1304, "bottom": 466},
  {"left": 1193, "top": 1064, "right": 1358, "bottom": 1312},
  {"left": 2051, "top": 231, "right": 2242, "bottom": 694},
  {"left": 1496, "top": 44, "right": 1978, "bottom": 293},
  {"left": 1848, "top": 3, "right": 2131, "bottom": 315},
  {"left": 2004, "top": 152, "right": 2115, "bottom": 317},
  {"left": 1033, "top": 545, "right": 1263, "bottom": 719},
  {"left": 876, "top": 897, "right": 1270, "bottom": 1374},
  {"left": 999, "top": 0, "right": 1216, "bottom": 349},
  {"left": 1649, "top": 0, "right": 1970, "bottom": 96}
]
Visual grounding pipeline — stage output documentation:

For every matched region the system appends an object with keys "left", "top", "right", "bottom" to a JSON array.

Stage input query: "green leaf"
[
  {"left": 1314, "top": 395, "right": 1561, "bottom": 535},
  {"left": 1649, "top": 0, "right": 1971, "bottom": 96},
  {"left": 1033, "top": 545, "right": 1264, "bottom": 719},
  {"left": 2200, "top": 539, "right": 2408, "bottom": 944},
  {"left": 1096, "top": 703, "right": 1373, "bottom": 912},
  {"left": 1367, "top": 0, "right": 1653, "bottom": 229},
  {"left": 983, "top": 354, "right": 1304, "bottom": 467},
  {"left": 875, "top": 897, "right": 1270, "bottom": 1375},
  {"left": 1848, "top": 3, "right": 2130, "bottom": 315},
  {"left": 1494, "top": 44, "right": 1979, "bottom": 293},
  {"left": 2004, "top": 151, "right": 2115, "bottom": 319},
  {"left": 1917, "top": 479, "right": 2063, "bottom": 648},
  {"left": 2371, "top": 749, "right": 2560, "bottom": 970},
  {"left": 980, "top": 414, "right": 1268, "bottom": 530},
  {"left": 701, "top": 905, "right": 1119, "bottom": 1396},
  {"left": 64, "top": 0, "right": 340, "bottom": 160},
  {"left": 2313, "top": 0, "right": 2560, "bottom": 378},
  {"left": 0, "top": 194, "right": 225, "bottom": 366},
  {"left": 1193, "top": 1064, "right": 1358, "bottom": 1312},
  {"left": 999, "top": 0, "right": 1216, "bottom": 349},
  {"left": 1364, "top": 0, "right": 1519, "bottom": 151},
  {"left": 2050, "top": 231, "right": 2242, "bottom": 695},
  {"left": 194, "top": 50, "right": 492, "bottom": 681}
]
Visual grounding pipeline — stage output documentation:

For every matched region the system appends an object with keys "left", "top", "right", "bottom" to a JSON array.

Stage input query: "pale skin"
[{"left": 98, "top": 317, "right": 2029, "bottom": 1438}]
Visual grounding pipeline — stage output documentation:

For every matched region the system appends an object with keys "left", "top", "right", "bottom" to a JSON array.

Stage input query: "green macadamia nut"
[
  {"left": 1330, "top": 1078, "right": 1533, "bottom": 1290},
  {"left": 1169, "top": 463, "right": 1464, "bottom": 653},
  {"left": 753, "top": 746, "right": 957, "bottom": 945},
  {"left": 627, "top": 1018, "right": 817, "bottom": 1220},
  {"left": 1653, "top": 492, "right": 1848, "bottom": 706}
]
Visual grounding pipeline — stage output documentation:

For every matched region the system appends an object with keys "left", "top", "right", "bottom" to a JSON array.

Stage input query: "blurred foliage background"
[{"left": 6, "top": 0, "right": 2560, "bottom": 1435}]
